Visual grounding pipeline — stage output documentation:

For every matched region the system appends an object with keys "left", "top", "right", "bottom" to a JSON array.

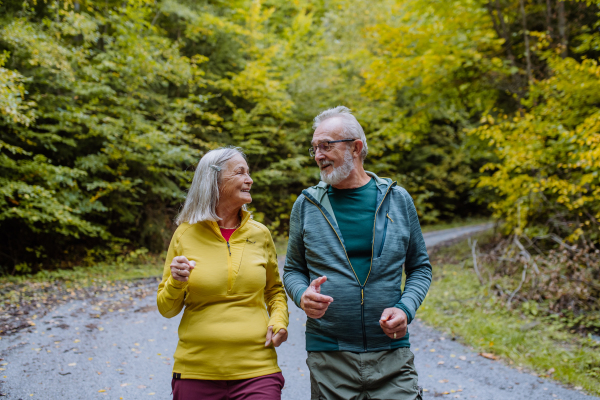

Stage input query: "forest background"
[{"left": 1, "top": 0, "right": 599, "bottom": 339}]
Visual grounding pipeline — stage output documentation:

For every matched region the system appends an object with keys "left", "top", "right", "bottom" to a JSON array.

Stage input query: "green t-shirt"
[{"left": 327, "top": 178, "right": 378, "bottom": 284}]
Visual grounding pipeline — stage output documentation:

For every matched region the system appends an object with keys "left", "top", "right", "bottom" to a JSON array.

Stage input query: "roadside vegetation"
[
  {"left": 420, "top": 234, "right": 600, "bottom": 396},
  {"left": 420, "top": 218, "right": 492, "bottom": 234}
]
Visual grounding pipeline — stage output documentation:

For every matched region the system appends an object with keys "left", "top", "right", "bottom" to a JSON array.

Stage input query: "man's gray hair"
[
  {"left": 312, "top": 106, "right": 368, "bottom": 160},
  {"left": 176, "top": 147, "right": 247, "bottom": 225}
]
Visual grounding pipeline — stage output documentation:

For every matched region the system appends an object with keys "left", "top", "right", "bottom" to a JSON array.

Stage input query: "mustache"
[{"left": 319, "top": 159, "right": 334, "bottom": 168}]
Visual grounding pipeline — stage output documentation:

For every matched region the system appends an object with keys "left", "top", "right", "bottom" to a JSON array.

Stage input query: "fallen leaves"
[{"left": 479, "top": 352, "right": 498, "bottom": 360}]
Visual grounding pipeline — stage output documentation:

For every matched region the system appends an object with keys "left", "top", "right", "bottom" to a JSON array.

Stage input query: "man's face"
[
  {"left": 311, "top": 118, "right": 356, "bottom": 185},
  {"left": 312, "top": 119, "right": 345, "bottom": 172}
]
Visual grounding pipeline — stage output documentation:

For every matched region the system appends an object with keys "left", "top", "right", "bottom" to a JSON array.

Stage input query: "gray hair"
[
  {"left": 312, "top": 106, "right": 368, "bottom": 160},
  {"left": 176, "top": 147, "right": 247, "bottom": 225}
]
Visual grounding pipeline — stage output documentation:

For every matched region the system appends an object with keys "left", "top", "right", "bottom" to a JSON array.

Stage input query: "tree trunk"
[
  {"left": 519, "top": 0, "right": 533, "bottom": 84},
  {"left": 546, "top": 0, "right": 552, "bottom": 37},
  {"left": 557, "top": 0, "right": 568, "bottom": 58},
  {"left": 494, "top": 0, "right": 515, "bottom": 63}
]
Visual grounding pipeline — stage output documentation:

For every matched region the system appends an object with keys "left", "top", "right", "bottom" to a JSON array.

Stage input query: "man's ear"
[{"left": 353, "top": 140, "right": 363, "bottom": 158}]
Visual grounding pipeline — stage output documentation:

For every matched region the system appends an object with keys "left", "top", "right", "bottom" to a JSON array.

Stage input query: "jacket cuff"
[
  {"left": 292, "top": 284, "right": 309, "bottom": 309},
  {"left": 268, "top": 321, "right": 288, "bottom": 335},
  {"left": 396, "top": 302, "right": 414, "bottom": 325},
  {"left": 167, "top": 275, "right": 188, "bottom": 290},
  {"left": 268, "top": 309, "right": 289, "bottom": 335}
]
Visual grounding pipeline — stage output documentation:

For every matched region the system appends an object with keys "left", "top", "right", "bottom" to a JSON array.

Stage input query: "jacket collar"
[
  {"left": 305, "top": 170, "right": 392, "bottom": 201},
  {"left": 303, "top": 171, "right": 393, "bottom": 225},
  {"left": 205, "top": 208, "right": 252, "bottom": 239}
]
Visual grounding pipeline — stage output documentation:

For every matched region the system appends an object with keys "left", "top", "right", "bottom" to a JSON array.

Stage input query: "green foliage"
[
  {"left": 473, "top": 50, "right": 600, "bottom": 242},
  {"left": 2, "top": 0, "right": 600, "bottom": 273},
  {"left": 0, "top": 0, "right": 321, "bottom": 272},
  {"left": 0, "top": 1, "right": 204, "bottom": 273}
]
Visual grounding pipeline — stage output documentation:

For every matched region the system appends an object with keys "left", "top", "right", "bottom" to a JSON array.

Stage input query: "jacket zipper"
[
  {"left": 360, "top": 285, "right": 367, "bottom": 350},
  {"left": 304, "top": 183, "right": 395, "bottom": 351}
]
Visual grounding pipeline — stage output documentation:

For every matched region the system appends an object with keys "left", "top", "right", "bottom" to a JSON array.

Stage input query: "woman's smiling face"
[{"left": 218, "top": 154, "right": 253, "bottom": 209}]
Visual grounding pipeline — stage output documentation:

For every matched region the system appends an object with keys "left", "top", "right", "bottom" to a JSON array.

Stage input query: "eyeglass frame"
[{"left": 308, "top": 139, "right": 358, "bottom": 157}]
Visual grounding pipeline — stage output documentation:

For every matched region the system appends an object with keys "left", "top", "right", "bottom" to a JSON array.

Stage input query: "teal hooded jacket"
[{"left": 283, "top": 172, "right": 432, "bottom": 352}]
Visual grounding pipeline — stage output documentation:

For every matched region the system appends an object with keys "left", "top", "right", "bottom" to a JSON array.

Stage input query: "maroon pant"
[{"left": 171, "top": 372, "right": 285, "bottom": 400}]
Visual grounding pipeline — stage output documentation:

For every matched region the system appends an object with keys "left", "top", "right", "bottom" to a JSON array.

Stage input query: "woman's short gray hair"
[
  {"left": 176, "top": 147, "right": 247, "bottom": 225},
  {"left": 312, "top": 106, "right": 368, "bottom": 160}
]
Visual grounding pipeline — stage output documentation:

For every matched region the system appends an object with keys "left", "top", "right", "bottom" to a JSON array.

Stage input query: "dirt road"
[{"left": 0, "top": 224, "right": 595, "bottom": 399}]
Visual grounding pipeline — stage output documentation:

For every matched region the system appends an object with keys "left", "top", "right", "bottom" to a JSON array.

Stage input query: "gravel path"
[{"left": 0, "top": 224, "right": 596, "bottom": 399}]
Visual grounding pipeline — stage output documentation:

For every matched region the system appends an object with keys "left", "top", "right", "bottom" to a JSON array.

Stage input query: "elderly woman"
[{"left": 157, "top": 147, "right": 289, "bottom": 400}]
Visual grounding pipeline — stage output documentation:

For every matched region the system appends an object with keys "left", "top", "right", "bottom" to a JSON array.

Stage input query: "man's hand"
[
  {"left": 300, "top": 276, "right": 333, "bottom": 319},
  {"left": 265, "top": 326, "right": 288, "bottom": 347},
  {"left": 379, "top": 307, "right": 407, "bottom": 339},
  {"left": 170, "top": 256, "right": 196, "bottom": 282}
]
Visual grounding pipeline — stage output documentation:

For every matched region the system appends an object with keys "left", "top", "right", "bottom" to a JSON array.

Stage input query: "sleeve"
[
  {"left": 156, "top": 232, "right": 188, "bottom": 318},
  {"left": 394, "top": 190, "right": 433, "bottom": 324},
  {"left": 263, "top": 228, "right": 289, "bottom": 334},
  {"left": 283, "top": 197, "right": 310, "bottom": 309}
]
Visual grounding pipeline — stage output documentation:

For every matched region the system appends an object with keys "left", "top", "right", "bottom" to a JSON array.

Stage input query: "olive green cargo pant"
[{"left": 307, "top": 348, "right": 423, "bottom": 400}]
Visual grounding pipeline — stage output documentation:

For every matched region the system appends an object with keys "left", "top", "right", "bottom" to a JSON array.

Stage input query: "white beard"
[{"left": 320, "top": 148, "right": 355, "bottom": 186}]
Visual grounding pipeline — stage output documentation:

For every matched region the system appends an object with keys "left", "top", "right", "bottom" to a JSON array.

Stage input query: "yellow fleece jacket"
[{"left": 157, "top": 211, "right": 289, "bottom": 380}]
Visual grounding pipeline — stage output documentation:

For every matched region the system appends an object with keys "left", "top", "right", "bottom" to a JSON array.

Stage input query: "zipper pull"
[
  {"left": 361, "top": 289, "right": 364, "bottom": 305},
  {"left": 227, "top": 241, "right": 231, "bottom": 256}
]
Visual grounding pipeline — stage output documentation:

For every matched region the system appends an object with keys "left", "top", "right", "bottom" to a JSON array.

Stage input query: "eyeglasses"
[{"left": 308, "top": 139, "right": 358, "bottom": 157}]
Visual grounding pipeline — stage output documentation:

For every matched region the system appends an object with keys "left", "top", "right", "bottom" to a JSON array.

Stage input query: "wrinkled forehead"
[
  {"left": 311, "top": 118, "right": 344, "bottom": 145},
  {"left": 223, "top": 154, "right": 249, "bottom": 172}
]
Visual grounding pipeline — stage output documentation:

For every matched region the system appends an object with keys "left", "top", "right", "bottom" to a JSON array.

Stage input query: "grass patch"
[
  {"left": 420, "top": 233, "right": 600, "bottom": 396},
  {"left": 0, "top": 251, "right": 163, "bottom": 287},
  {"left": 420, "top": 217, "right": 491, "bottom": 233}
]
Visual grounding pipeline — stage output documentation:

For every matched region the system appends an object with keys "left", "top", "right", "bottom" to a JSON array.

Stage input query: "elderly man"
[{"left": 283, "top": 106, "right": 432, "bottom": 400}]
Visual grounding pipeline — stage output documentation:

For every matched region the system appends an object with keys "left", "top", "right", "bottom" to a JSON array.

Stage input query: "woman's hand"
[
  {"left": 170, "top": 256, "right": 196, "bottom": 282},
  {"left": 265, "top": 326, "right": 288, "bottom": 347}
]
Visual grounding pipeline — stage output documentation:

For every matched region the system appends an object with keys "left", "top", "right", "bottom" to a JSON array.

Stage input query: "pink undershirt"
[{"left": 220, "top": 227, "right": 237, "bottom": 242}]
